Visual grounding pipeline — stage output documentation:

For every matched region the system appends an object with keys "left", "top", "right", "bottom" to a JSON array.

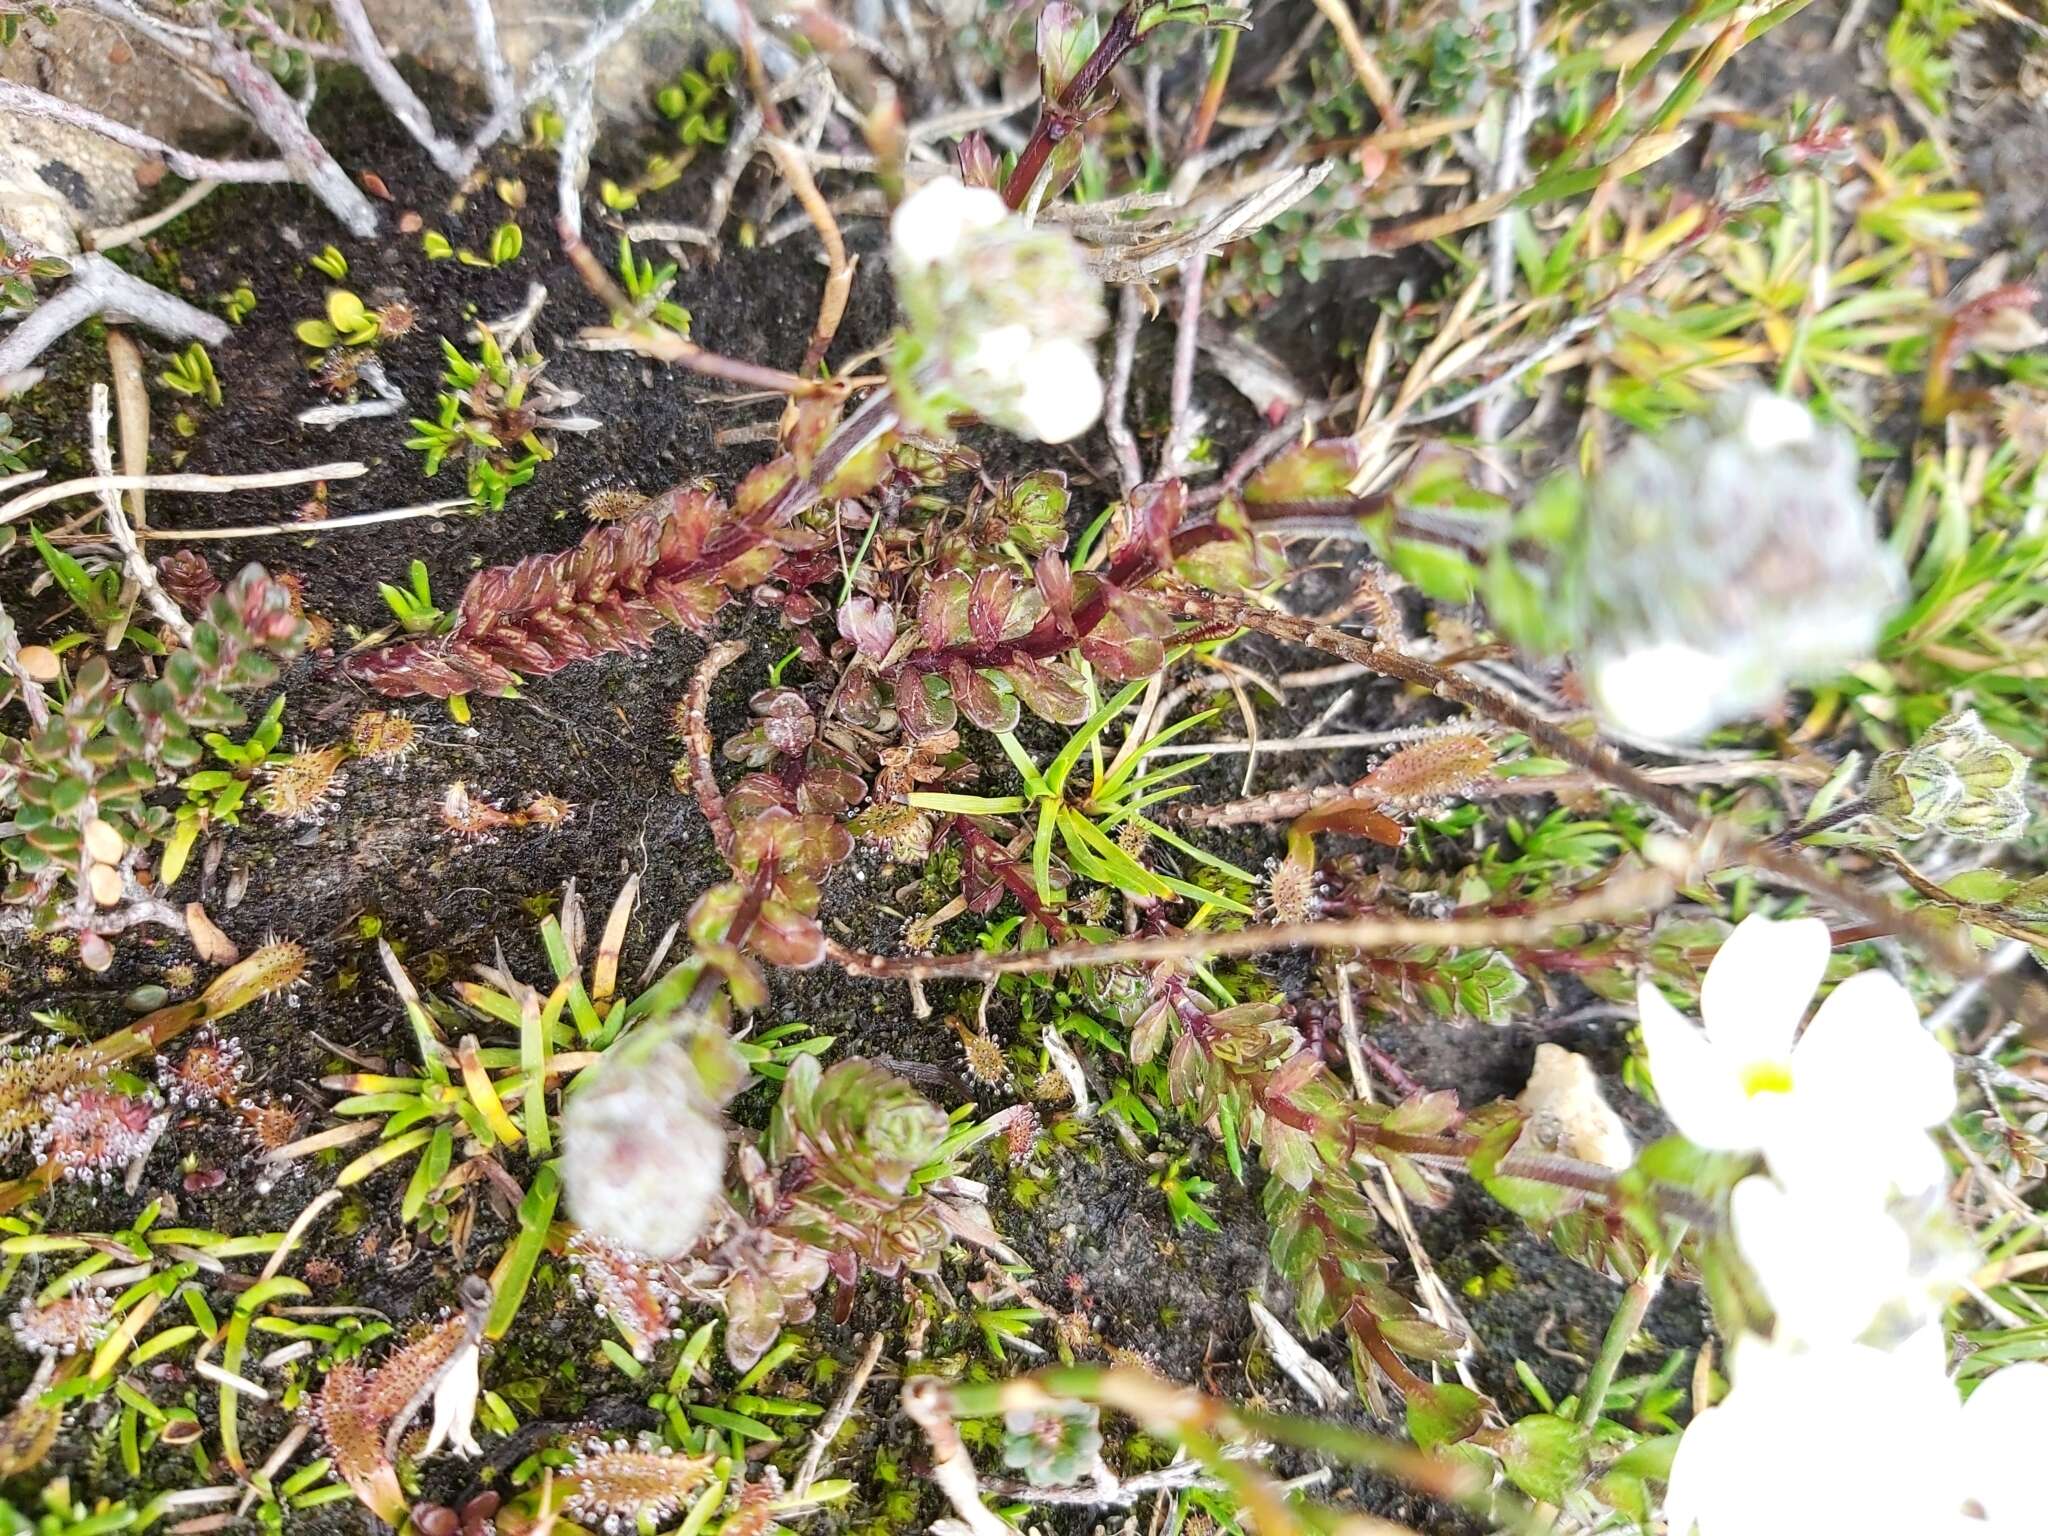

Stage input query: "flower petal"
[
  {"left": 1794, "top": 969, "right": 1957, "bottom": 1133},
  {"left": 1962, "top": 1362, "right": 2048, "bottom": 1525},
  {"left": 1700, "top": 914, "right": 1829, "bottom": 1063},
  {"left": 1664, "top": 1403, "right": 1741, "bottom": 1536},
  {"left": 1730, "top": 1175, "right": 1910, "bottom": 1344},
  {"left": 1638, "top": 981, "right": 1758, "bottom": 1151}
]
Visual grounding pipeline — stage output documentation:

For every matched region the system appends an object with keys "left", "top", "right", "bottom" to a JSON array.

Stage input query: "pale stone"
[{"left": 1514, "top": 1043, "right": 1634, "bottom": 1172}]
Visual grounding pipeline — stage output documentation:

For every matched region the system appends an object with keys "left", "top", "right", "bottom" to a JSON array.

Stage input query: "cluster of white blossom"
[
  {"left": 1642, "top": 916, "right": 2047, "bottom": 1533},
  {"left": 887, "top": 176, "right": 1106, "bottom": 444},
  {"left": 1572, "top": 390, "right": 1903, "bottom": 742}
]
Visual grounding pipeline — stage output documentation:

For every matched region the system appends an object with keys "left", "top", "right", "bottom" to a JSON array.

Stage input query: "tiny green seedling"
[
  {"left": 158, "top": 342, "right": 222, "bottom": 406},
  {"left": 295, "top": 290, "right": 382, "bottom": 350},
  {"left": 908, "top": 675, "right": 1254, "bottom": 913},
  {"left": 615, "top": 236, "right": 691, "bottom": 333},
  {"left": 1150, "top": 1155, "right": 1221, "bottom": 1232},
  {"left": 309, "top": 245, "right": 350, "bottom": 280},
  {"left": 29, "top": 524, "right": 137, "bottom": 641},
  {"left": 216, "top": 284, "right": 257, "bottom": 323},
  {"left": 459, "top": 223, "right": 524, "bottom": 268},
  {"left": 422, "top": 231, "right": 455, "bottom": 260},
  {"left": 377, "top": 560, "right": 447, "bottom": 635},
  {"left": 404, "top": 394, "right": 496, "bottom": 479},
  {"left": 656, "top": 51, "right": 736, "bottom": 147}
]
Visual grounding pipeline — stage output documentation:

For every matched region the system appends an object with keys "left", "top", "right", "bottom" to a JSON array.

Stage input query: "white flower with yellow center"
[{"left": 1637, "top": 914, "right": 1955, "bottom": 1199}]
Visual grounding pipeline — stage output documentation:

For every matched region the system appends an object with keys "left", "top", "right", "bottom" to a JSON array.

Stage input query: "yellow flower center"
[{"left": 1740, "top": 1059, "right": 1795, "bottom": 1099}]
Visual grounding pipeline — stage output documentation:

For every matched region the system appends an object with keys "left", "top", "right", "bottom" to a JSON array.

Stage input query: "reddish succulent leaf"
[
  {"left": 837, "top": 595, "right": 895, "bottom": 661},
  {"left": 920, "top": 573, "right": 973, "bottom": 651},
  {"left": 750, "top": 900, "right": 827, "bottom": 968},
  {"left": 968, "top": 568, "right": 1015, "bottom": 647},
  {"left": 897, "top": 671, "right": 958, "bottom": 739},
  {"left": 999, "top": 657, "right": 1088, "bottom": 725},
  {"left": 947, "top": 661, "right": 1020, "bottom": 733}
]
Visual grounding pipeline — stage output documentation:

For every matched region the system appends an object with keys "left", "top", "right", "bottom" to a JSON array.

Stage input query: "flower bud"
[
  {"left": 1866, "top": 709, "right": 2029, "bottom": 843},
  {"left": 1568, "top": 390, "right": 1902, "bottom": 740}
]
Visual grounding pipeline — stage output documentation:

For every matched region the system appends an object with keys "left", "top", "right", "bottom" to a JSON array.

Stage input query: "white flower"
[
  {"left": 961, "top": 321, "right": 1036, "bottom": 378},
  {"left": 891, "top": 176, "right": 1007, "bottom": 270},
  {"left": 1638, "top": 914, "right": 1955, "bottom": 1198},
  {"left": 1586, "top": 642, "right": 1743, "bottom": 742},
  {"left": 562, "top": 1030, "right": 731, "bottom": 1259},
  {"left": 1666, "top": 1331, "right": 1965, "bottom": 1536},
  {"left": 1569, "top": 388, "right": 1902, "bottom": 741},
  {"left": 1960, "top": 1362, "right": 2048, "bottom": 1530},
  {"left": 421, "top": 1336, "right": 482, "bottom": 1459},
  {"left": 885, "top": 175, "right": 1105, "bottom": 446},
  {"left": 1010, "top": 336, "right": 1105, "bottom": 443},
  {"left": 1735, "top": 390, "right": 1819, "bottom": 452},
  {"left": 1730, "top": 1176, "right": 1969, "bottom": 1346}
]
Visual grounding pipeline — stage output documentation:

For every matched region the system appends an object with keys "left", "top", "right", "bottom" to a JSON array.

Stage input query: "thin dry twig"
[
  {"left": 829, "top": 861, "right": 1680, "bottom": 981},
  {"left": 1306, "top": 0, "right": 1402, "bottom": 127},
  {"left": 1104, "top": 284, "right": 1146, "bottom": 493},
  {"left": 1176, "top": 589, "right": 1993, "bottom": 980},
  {"left": 326, "top": 0, "right": 464, "bottom": 177},
  {"left": 464, "top": 0, "right": 518, "bottom": 119},
  {"left": 141, "top": 498, "right": 472, "bottom": 541},
  {"left": 0, "top": 77, "right": 293, "bottom": 185},
  {"left": 762, "top": 136, "right": 856, "bottom": 377},
  {"left": 562, "top": 221, "right": 859, "bottom": 400},
  {"left": 88, "top": 384, "right": 192, "bottom": 645},
  {"left": 684, "top": 641, "right": 751, "bottom": 856},
  {"left": 103, "top": 329, "right": 151, "bottom": 526},
  {"left": 1160, "top": 257, "right": 1207, "bottom": 477},
  {"left": 553, "top": 66, "right": 600, "bottom": 241},
  {"left": 87, "top": 178, "right": 222, "bottom": 253},
  {"left": 0, "top": 462, "right": 365, "bottom": 527},
  {"left": 794, "top": 1332, "right": 885, "bottom": 1497},
  {"left": 0, "top": 253, "right": 230, "bottom": 388}
]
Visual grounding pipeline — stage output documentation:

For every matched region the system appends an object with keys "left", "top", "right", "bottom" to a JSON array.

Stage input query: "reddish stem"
[{"left": 1001, "top": 4, "right": 1142, "bottom": 210}]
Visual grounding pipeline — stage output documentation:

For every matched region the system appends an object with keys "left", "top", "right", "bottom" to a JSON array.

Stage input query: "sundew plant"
[{"left": 0, "top": 1, "right": 2046, "bottom": 1534}]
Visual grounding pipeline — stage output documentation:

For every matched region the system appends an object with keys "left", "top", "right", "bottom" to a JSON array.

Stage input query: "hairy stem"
[
  {"left": 828, "top": 862, "right": 1677, "bottom": 980},
  {"left": 1173, "top": 589, "right": 1988, "bottom": 980}
]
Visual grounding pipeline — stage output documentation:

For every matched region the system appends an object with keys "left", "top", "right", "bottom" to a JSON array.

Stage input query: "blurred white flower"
[
  {"left": 562, "top": 1026, "right": 733, "bottom": 1259},
  {"left": 421, "top": 1334, "right": 482, "bottom": 1459},
  {"left": 887, "top": 175, "right": 1105, "bottom": 445},
  {"left": 1010, "top": 337, "right": 1106, "bottom": 444},
  {"left": 1585, "top": 642, "right": 1743, "bottom": 744},
  {"left": 1570, "top": 388, "right": 1903, "bottom": 741},
  {"left": 1960, "top": 1362, "right": 2048, "bottom": 1531},
  {"left": 1638, "top": 914, "right": 1955, "bottom": 1198},
  {"left": 1665, "top": 1331, "right": 1965, "bottom": 1536},
  {"left": 891, "top": 177, "right": 1008, "bottom": 268}
]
